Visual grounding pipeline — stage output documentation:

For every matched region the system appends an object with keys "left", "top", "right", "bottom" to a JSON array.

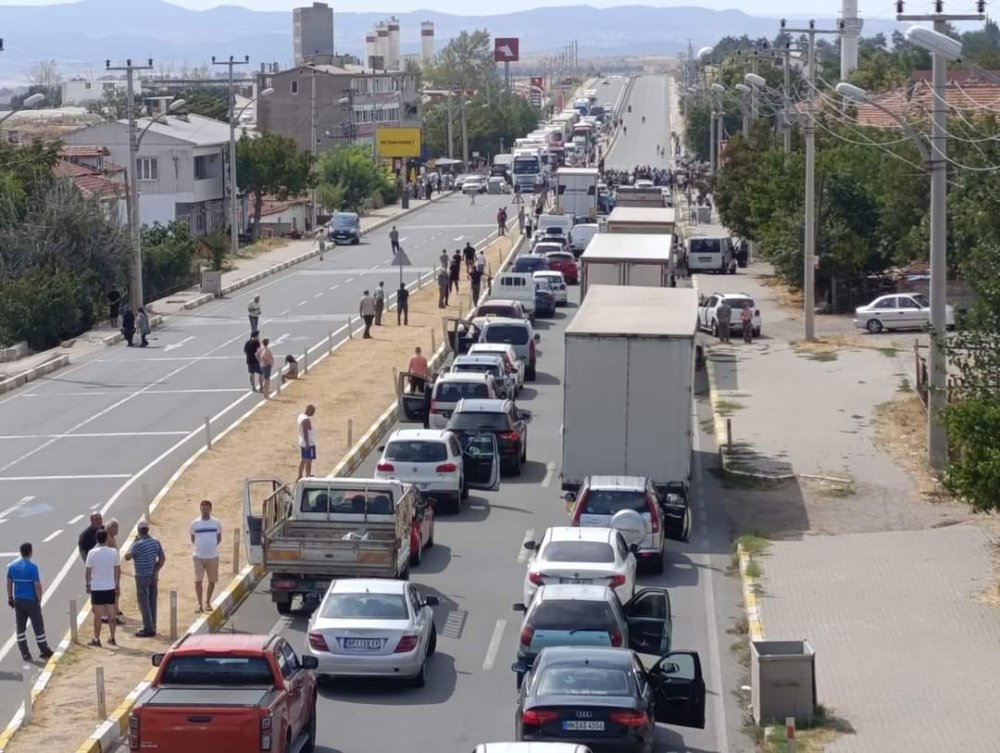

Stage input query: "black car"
[
  {"left": 535, "top": 283, "right": 557, "bottom": 318},
  {"left": 514, "top": 646, "right": 706, "bottom": 753},
  {"left": 514, "top": 256, "right": 550, "bottom": 274},
  {"left": 446, "top": 398, "right": 529, "bottom": 476},
  {"left": 328, "top": 211, "right": 360, "bottom": 245}
]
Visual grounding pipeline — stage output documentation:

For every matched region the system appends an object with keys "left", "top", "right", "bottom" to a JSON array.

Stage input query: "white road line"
[
  {"left": 163, "top": 335, "right": 195, "bottom": 353},
  {"left": 328, "top": 285, "right": 339, "bottom": 291},
  {"left": 92, "top": 356, "right": 242, "bottom": 363},
  {"left": 482, "top": 619, "right": 506, "bottom": 671},
  {"left": 43, "top": 529, "right": 62, "bottom": 543},
  {"left": 67, "top": 514, "right": 85, "bottom": 525},
  {"left": 278, "top": 308, "right": 291, "bottom": 316},
  {"left": 517, "top": 529, "right": 536, "bottom": 563},
  {"left": 296, "top": 300, "right": 308, "bottom": 307},
  {"left": 0, "top": 474, "right": 132, "bottom": 481},
  {"left": 0, "top": 496, "right": 34, "bottom": 521},
  {"left": 541, "top": 461, "right": 556, "bottom": 488},
  {"left": 273, "top": 333, "right": 291, "bottom": 346},
  {"left": 345, "top": 277, "right": 355, "bottom": 283},
  {"left": 313, "top": 292, "right": 323, "bottom": 299},
  {"left": 0, "top": 553, "right": 18, "bottom": 558},
  {"left": 21, "top": 389, "right": 248, "bottom": 398},
  {"left": 399, "top": 236, "right": 408, "bottom": 242},
  {"left": 269, "top": 615, "right": 292, "bottom": 637},
  {"left": 453, "top": 236, "right": 464, "bottom": 241},
  {"left": 0, "top": 431, "right": 190, "bottom": 440}
]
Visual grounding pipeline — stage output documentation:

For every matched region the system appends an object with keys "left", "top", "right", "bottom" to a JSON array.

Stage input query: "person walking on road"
[
  {"left": 190, "top": 500, "right": 222, "bottom": 614},
  {"left": 397, "top": 283, "right": 409, "bottom": 325},
  {"left": 716, "top": 299, "right": 732, "bottom": 343},
  {"left": 463, "top": 241, "right": 476, "bottom": 273},
  {"left": 437, "top": 265, "right": 450, "bottom": 308},
  {"left": 439, "top": 249, "right": 449, "bottom": 269},
  {"left": 374, "top": 281, "right": 386, "bottom": 326},
  {"left": 7, "top": 542, "right": 53, "bottom": 661},
  {"left": 247, "top": 296, "right": 261, "bottom": 332},
  {"left": 78, "top": 512, "right": 103, "bottom": 563},
  {"left": 124, "top": 520, "right": 165, "bottom": 637},
  {"left": 257, "top": 337, "right": 275, "bottom": 396},
  {"left": 449, "top": 252, "right": 462, "bottom": 294},
  {"left": 359, "top": 289, "right": 376, "bottom": 338},
  {"left": 297, "top": 404, "right": 317, "bottom": 479},
  {"left": 408, "top": 346, "right": 429, "bottom": 393},
  {"left": 107, "top": 287, "right": 122, "bottom": 328},
  {"left": 244, "top": 331, "right": 262, "bottom": 392},
  {"left": 741, "top": 303, "right": 754, "bottom": 344},
  {"left": 389, "top": 226, "right": 401, "bottom": 255},
  {"left": 497, "top": 207, "right": 506, "bottom": 236},
  {"left": 469, "top": 264, "right": 484, "bottom": 305},
  {"left": 517, "top": 204, "right": 525, "bottom": 234},
  {"left": 85, "top": 529, "right": 120, "bottom": 647},
  {"left": 121, "top": 308, "right": 135, "bottom": 347},
  {"left": 136, "top": 307, "right": 151, "bottom": 347}
]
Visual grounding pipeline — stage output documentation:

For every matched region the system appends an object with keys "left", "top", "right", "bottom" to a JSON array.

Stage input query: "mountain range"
[{"left": 0, "top": 0, "right": 900, "bottom": 82}]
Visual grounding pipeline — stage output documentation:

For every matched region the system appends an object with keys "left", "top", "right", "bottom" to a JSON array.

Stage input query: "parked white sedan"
[
  {"left": 522, "top": 526, "right": 638, "bottom": 604},
  {"left": 854, "top": 292, "right": 955, "bottom": 334}
]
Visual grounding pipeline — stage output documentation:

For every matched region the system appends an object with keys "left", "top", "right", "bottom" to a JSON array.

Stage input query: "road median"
[{"left": 1, "top": 229, "right": 518, "bottom": 753}]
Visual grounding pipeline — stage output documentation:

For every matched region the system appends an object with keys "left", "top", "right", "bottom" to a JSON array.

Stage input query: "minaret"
[{"left": 840, "top": 0, "right": 863, "bottom": 78}]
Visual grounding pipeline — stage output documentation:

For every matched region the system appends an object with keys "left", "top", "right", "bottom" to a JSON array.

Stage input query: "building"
[
  {"left": 256, "top": 197, "right": 310, "bottom": 236},
  {"left": 63, "top": 111, "right": 232, "bottom": 235},
  {"left": 421, "top": 22, "right": 435, "bottom": 67},
  {"left": 52, "top": 145, "right": 128, "bottom": 223},
  {"left": 256, "top": 60, "right": 421, "bottom": 157},
  {"left": 855, "top": 78, "right": 1000, "bottom": 129},
  {"left": 293, "top": 2, "right": 334, "bottom": 66},
  {"left": 61, "top": 76, "right": 134, "bottom": 106}
]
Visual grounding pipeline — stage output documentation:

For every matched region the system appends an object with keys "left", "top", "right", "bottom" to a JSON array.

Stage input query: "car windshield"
[
  {"left": 724, "top": 297, "right": 755, "bottom": 310},
  {"left": 435, "top": 382, "right": 491, "bottom": 402},
  {"left": 541, "top": 541, "right": 615, "bottom": 563},
  {"left": 581, "top": 489, "right": 647, "bottom": 516},
  {"left": 449, "top": 412, "right": 510, "bottom": 431},
  {"left": 536, "top": 666, "right": 632, "bottom": 697},
  {"left": 454, "top": 363, "right": 501, "bottom": 378},
  {"left": 321, "top": 593, "right": 408, "bottom": 620},
  {"left": 515, "top": 258, "right": 548, "bottom": 272},
  {"left": 911, "top": 293, "right": 930, "bottom": 307},
  {"left": 384, "top": 441, "right": 447, "bottom": 463},
  {"left": 161, "top": 656, "right": 274, "bottom": 685},
  {"left": 529, "top": 600, "right": 616, "bottom": 630},
  {"left": 484, "top": 325, "right": 529, "bottom": 345},
  {"left": 478, "top": 304, "right": 518, "bottom": 318},
  {"left": 331, "top": 213, "right": 357, "bottom": 228}
]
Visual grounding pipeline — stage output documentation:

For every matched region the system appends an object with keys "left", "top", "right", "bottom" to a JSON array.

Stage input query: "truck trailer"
[
  {"left": 556, "top": 167, "right": 599, "bottom": 220},
  {"left": 605, "top": 206, "right": 677, "bottom": 236},
  {"left": 579, "top": 233, "right": 676, "bottom": 298}
]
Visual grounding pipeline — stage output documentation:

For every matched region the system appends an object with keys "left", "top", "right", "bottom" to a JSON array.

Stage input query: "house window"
[
  {"left": 194, "top": 155, "right": 213, "bottom": 180},
  {"left": 103, "top": 82, "right": 116, "bottom": 91},
  {"left": 137, "top": 157, "right": 158, "bottom": 181},
  {"left": 290, "top": 80, "right": 299, "bottom": 94},
  {"left": 85, "top": 82, "right": 92, "bottom": 90}
]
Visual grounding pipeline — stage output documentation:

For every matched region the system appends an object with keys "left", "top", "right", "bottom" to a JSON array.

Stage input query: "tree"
[
  {"left": 314, "top": 145, "right": 393, "bottom": 212},
  {"left": 236, "top": 132, "right": 313, "bottom": 239},
  {"left": 17, "top": 59, "right": 63, "bottom": 108},
  {"left": 424, "top": 29, "right": 495, "bottom": 90}
]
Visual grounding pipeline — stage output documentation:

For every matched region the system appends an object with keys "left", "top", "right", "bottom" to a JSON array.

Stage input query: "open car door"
[
  {"left": 648, "top": 651, "right": 706, "bottom": 729},
  {"left": 443, "top": 316, "right": 481, "bottom": 355},
  {"left": 243, "top": 476, "right": 286, "bottom": 566},
  {"left": 624, "top": 587, "right": 673, "bottom": 655},
  {"left": 460, "top": 433, "right": 500, "bottom": 491},
  {"left": 660, "top": 482, "right": 691, "bottom": 542},
  {"left": 396, "top": 370, "right": 428, "bottom": 424}
]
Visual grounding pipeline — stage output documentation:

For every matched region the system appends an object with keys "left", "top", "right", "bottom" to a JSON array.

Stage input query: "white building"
[{"left": 61, "top": 77, "right": 131, "bottom": 106}]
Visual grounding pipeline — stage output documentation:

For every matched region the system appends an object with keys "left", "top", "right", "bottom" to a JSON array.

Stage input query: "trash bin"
[
  {"left": 401, "top": 185, "right": 410, "bottom": 209},
  {"left": 751, "top": 639, "right": 816, "bottom": 725}
]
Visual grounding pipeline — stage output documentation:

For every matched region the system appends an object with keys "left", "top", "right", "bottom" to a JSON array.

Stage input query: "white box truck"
[
  {"left": 561, "top": 285, "right": 696, "bottom": 495},
  {"left": 556, "top": 167, "right": 599, "bottom": 220},
  {"left": 606, "top": 206, "right": 676, "bottom": 236},
  {"left": 579, "top": 233, "right": 675, "bottom": 298}
]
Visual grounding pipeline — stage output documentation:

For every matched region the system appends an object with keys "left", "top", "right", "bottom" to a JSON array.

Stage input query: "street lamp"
[
  {"left": 228, "top": 87, "right": 272, "bottom": 255},
  {"left": 0, "top": 92, "right": 46, "bottom": 126},
  {"left": 710, "top": 83, "right": 725, "bottom": 174},
  {"left": 734, "top": 83, "right": 752, "bottom": 135}
]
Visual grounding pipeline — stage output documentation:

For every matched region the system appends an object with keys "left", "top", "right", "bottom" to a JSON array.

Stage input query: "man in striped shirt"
[
  {"left": 124, "top": 519, "right": 165, "bottom": 637},
  {"left": 359, "top": 290, "right": 376, "bottom": 339}
]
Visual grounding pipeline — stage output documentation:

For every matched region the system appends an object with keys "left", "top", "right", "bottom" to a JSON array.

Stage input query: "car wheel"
[
  {"left": 352, "top": 237, "right": 360, "bottom": 245},
  {"left": 275, "top": 597, "right": 292, "bottom": 615},
  {"left": 526, "top": 364, "right": 536, "bottom": 381},
  {"left": 428, "top": 624, "right": 438, "bottom": 656},
  {"left": 409, "top": 539, "right": 423, "bottom": 567},
  {"left": 521, "top": 443, "right": 527, "bottom": 463},
  {"left": 411, "top": 660, "right": 427, "bottom": 688},
  {"left": 866, "top": 319, "right": 883, "bottom": 334},
  {"left": 448, "top": 493, "right": 462, "bottom": 514},
  {"left": 511, "top": 454, "right": 523, "bottom": 477},
  {"left": 649, "top": 550, "right": 664, "bottom": 575},
  {"left": 710, "top": 319, "right": 718, "bottom": 337},
  {"left": 426, "top": 520, "right": 434, "bottom": 548}
]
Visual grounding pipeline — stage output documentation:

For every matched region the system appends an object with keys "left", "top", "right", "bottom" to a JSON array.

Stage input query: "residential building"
[
  {"left": 256, "top": 60, "right": 420, "bottom": 157},
  {"left": 293, "top": 2, "right": 334, "bottom": 66},
  {"left": 256, "top": 197, "right": 310, "bottom": 236},
  {"left": 63, "top": 111, "right": 231, "bottom": 236},
  {"left": 52, "top": 145, "right": 128, "bottom": 223},
  {"left": 61, "top": 76, "right": 133, "bottom": 106}
]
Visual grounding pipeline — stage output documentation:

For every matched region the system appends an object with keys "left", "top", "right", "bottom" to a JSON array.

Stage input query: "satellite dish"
[{"left": 610, "top": 509, "right": 646, "bottom": 548}]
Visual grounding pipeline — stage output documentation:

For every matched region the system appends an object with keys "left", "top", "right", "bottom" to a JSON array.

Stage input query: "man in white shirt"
[
  {"left": 297, "top": 404, "right": 317, "bottom": 479},
  {"left": 85, "top": 529, "right": 120, "bottom": 647},
  {"left": 189, "top": 500, "right": 223, "bottom": 613}
]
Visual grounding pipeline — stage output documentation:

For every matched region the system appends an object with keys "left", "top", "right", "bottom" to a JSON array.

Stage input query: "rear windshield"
[
  {"left": 477, "top": 304, "right": 517, "bottom": 318},
  {"left": 536, "top": 666, "right": 632, "bottom": 696},
  {"left": 514, "top": 258, "right": 549, "bottom": 272},
  {"left": 162, "top": 656, "right": 273, "bottom": 685},
  {"left": 321, "top": 593, "right": 408, "bottom": 620},
  {"left": 541, "top": 541, "right": 615, "bottom": 563},
  {"left": 529, "top": 600, "right": 616, "bottom": 630},
  {"left": 484, "top": 324, "right": 529, "bottom": 346},
  {"left": 300, "top": 488, "right": 394, "bottom": 515},
  {"left": 384, "top": 441, "right": 447, "bottom": 463},
  {"left": 435, "top": 382, "right": 491, "bottom": 402},
  {"left": 454, "top": 363, "right": 501, "bottom": 378},
  {"left": 449, "top": 412, "right": 510, "bottom": 431},
  {"left": 581, "top": 489, "right": 648, "bottom": 516},
  {"left": 689, "top": 238, "right": 723, "bottom": 255},
  {"left": 546, "top": 253, "right": 574, "bottom": 263},
  {"left": 724, "top": 297, "right": 755, "bottom": 310}
]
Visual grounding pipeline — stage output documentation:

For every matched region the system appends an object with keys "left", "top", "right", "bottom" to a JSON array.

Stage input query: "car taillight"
[
  {"left": 435, "top": 463, "right": 457, "bottom": 473},
  {"left": 520, "top": 624, "right": 535, "bottom": 646},
  {"left": 271, "top": 579, "right": 296, "bottom": 590},
  {"left": 522, "top": 709, "right": 559, "bottom": 728},
  {"left": 646, "top": 493, "right": 661, "bottom": 534},
  {"left": 609, "top": 627, "right": 623, "bottom": 647},
  {"left": 394, "top": 634, "right": 419, "bottom": 653},
  {"left": 260, "top": 712, "right": 273, "bottom": 751},
  {"left": 610, "top": 710, "right": 648, "bottom": 728},
  {"left": 307, "top": 632, "right": 329, "bottom": 652},
  {"left": 608, "top": 574, "right": 626, "bottom": 588},
  {"left": 376, "top": 462, "right": 395, "bottom": 472},
  {"left": 498, "top": 431, "right": 520, "bottom": 442},
  {"left": 529, "top": 340, "right": 536, "bottom": 360},
  {"left": 128, "top": 713, "right": 140, "bottom": 750},
  {"left": 528, "top": 572, "right": 545, "bottom": 585}
]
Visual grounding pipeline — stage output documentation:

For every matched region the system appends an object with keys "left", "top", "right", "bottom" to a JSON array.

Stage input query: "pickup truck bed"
[{"left": 143, "top": 686, "right": 274, "bottom": 707}]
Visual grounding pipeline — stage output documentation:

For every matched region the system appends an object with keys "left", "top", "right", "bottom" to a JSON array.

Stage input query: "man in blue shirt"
[
  {"left": 5, "top": 542, "right": 53, "bottom": 662},
  {"left": 124, "top": 519, "right": 166, "bottom": 637}
]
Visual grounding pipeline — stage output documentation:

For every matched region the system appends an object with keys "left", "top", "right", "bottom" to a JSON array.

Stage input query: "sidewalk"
[{"left": 0, "top": 196, "right": 443, "bottom": 395}]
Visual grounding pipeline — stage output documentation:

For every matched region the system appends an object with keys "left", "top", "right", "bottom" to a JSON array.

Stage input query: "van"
[
  {"left": 537, "top": 213, "right": 574, "bottom": 239},
  {"left": 492, "top": 272, "right": 536, "bottom": 320},
  {"left": 686, "top": 236, "right": 734, "bottom": 274},
  {"left": 429, "top": 372, "right": 497, "bottom": 429},
  {"left": 569, "top": 222, "right": 599, "bottom": 257}
]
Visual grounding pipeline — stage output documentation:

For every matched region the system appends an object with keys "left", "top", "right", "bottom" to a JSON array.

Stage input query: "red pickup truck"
[{"left": 128, "top": 633, "right": 318, "bottom": 753}]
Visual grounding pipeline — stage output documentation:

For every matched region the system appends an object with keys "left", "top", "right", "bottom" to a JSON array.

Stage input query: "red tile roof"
[
  {"left": 259, "top": 197, "right": 308, "bottom": 217},
  {"left": 74, "top": 174, "right": 126, "bottom": 200},
  {"left": 57, "top": 145, "right": 110, "bottom": 158},
  {"left": 853, "top": 81, "right": 1000, "bottom": 128},
  {"left": 53, "top": 160, "right": 97, "bottom": 178}
]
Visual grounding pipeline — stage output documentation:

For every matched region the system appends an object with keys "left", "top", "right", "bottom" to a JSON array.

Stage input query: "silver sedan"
[{"left": 305, "top": 578, "right": 439, "bottom": 687}]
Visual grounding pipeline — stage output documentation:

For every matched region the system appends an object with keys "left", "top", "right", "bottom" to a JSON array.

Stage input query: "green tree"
[
  {"left": 423, "top": 29, "right": 495, "bottom": 90},
  {"left": 141, "top": 221, "right": 197, "bottom": 300},
  {"left": 315, "top": 144, "right": 392, "bottom": 212},
  {"left": 236, "top": 132, "right": 313, "bottom": 239}
]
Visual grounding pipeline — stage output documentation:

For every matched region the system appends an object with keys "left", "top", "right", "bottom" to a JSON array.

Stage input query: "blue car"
[
  {"left": 534, "top": 282, "right": 556, "bottom": 318},
  {"left": 513, "top": 256, "right": 550, "bottom": 274}
]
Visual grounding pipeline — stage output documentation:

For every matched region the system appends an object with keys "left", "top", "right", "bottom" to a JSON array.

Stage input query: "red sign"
[
  {"left": 530, "top": 76, "right": 543, "bottom": 90},
  {"left": 493, "top": 37, "right": 520, "bottom": 62}
]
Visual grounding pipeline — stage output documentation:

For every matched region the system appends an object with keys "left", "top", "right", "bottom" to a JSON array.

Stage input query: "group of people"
[
  {"left": 243, "top": 296, "right": 300, "bottom": 396},
  {"left": 436, "top": 243, "right": 490, "bottom": 309},
  {"left": 108, "top": 287, "right": 151, "bottom": 347},
  {"left": 710, "top": 298, "right": 756, "bottom": 344}
]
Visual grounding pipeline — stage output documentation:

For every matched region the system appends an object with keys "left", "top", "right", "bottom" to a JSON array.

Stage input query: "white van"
[
  {"left": 492, "top": 272, "right": 536, "bottom": 320},
  {"left": 537, "top": 213, "right": 574, "bottom": 239},
  {"left": 569, "top": 222, "right": 599, "bottom": 257},
  {"left": 429, "top": 372, "right": 497, "bottom": 429},
  {"left": 686, "top": 236, "right": 734, "bottom": 274}
]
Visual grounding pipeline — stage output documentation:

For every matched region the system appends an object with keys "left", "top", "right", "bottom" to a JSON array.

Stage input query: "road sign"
[
  {"left": 390, "top": 247, "right": 412, "bottom": 287},
  {"left": 494, "top": 37, "right": 520, "bottom": 62}
]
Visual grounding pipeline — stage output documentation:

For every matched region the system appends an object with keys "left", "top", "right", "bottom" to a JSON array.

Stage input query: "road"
[
  {"left": 605, "top": 75, "right": 673, "bottom": 170},
  {"left": 0, "top": 190, "right": 516, "bottom": 719},
  {"left": 219, "top": 76, "right": 753, "bottom": 753}
]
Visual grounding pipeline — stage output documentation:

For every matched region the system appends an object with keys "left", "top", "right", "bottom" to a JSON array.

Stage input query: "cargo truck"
[
  {"left": 605, "top": 206, "right": 676, "bottom": 236},
  {"left": 614, "top": 185, "right": 666, "bottom": 208},
  {"left": 579, "top": 233, "right": 676, "bottom": 298},
  {"left": 555, "top": 167, "right": 599, "bottom": 220}
]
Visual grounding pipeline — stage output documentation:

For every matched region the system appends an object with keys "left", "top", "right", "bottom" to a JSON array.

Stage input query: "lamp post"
[
  {"left": 0, "top": 92, "right": 46, "bottom": 126},
  {"left": 710, "top": 83, "right": 725, "bottom": 174},
  {"left": 228, "top": 87, "right": 272, "bottom": 254},
  {"left": 734, "top": 83, "right": 751, "bottom": 135}
]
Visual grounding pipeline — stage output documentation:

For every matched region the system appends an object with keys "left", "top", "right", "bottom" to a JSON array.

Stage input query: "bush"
[
  {"left": 0, "top": 269, "right": 90, "bottom": 350},
  {"left": 141, "top": 221, "right": 197, "bottom": 300},
  {"left": 379, "top": 176, "right": 400, "bottom": 206}
]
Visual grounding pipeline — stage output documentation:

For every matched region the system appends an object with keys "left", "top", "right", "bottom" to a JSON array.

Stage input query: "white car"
[
  {"left": 305, "top": 578, "right": 439, "bottom": 687},
  {"left": 451, "top": 353, "right": 516, "bottom": 399},
  {"left": 468, "top": 342, "right": 525, "bottom": 391},
  {"left": 531, "top": 241, "right": 565, "bottom": 257},
  {"left": 462, "top": 175, "right": 489, "bottom": 194},
  {"left": 522, "top": 526, "right": 638, "bottom": 604},
  {"left": 634, "top": 179, "right": 654, "bottom": 189},
  {"left": 375, "top": 429, "right": 466, "bottom": 509},
  {"left": 854, "top": 292, "right": 955, "bottom": 334},
  {"left": 533, "top": 271, "right": 568, "bottom": 305},
  {"left": 697, "top": 292, "right": 763, "bottom": 338}
]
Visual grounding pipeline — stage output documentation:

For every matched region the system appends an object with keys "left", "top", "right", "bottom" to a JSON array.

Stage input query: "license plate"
[
  {"left": 698, "top": 256, "right": 712, "bottom": 262},
  {"left": 342, "top": 638, "right": 382, "bottom": 651},
  {"left": 563, "top": 720, "right": 605, "bottom": 731},
  {"left": 559, "top": 578, "right": 590, "bottom": 584},
  {"left": 417, "top": 483, "right": 429, "bottom": 490}
]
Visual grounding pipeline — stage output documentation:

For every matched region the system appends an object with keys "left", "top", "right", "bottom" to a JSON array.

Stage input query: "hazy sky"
[{"left": 0, "top": 0, "right": 874, "bottom": 19}]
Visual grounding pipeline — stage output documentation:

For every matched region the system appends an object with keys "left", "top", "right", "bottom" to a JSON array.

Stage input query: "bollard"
[
  {"left": 69, "top": 599, "right": 78, "bottom": 644},
  {"left": 786, "top": 717, "right": 796, "bottom": 753},
  {"left": 303, "top": 348, "right": 309, "bottom": 375},
  {"left": 726, "top": 418, "right": 733, "bottom": 450},
  {"left": 329, "top": 330, "right": 334, "bottom": 355},
  {"left": 347, "top": 419, "right": 353, "bottom": 449},
  {"left": 431, "top": 328, "right": 436, "bottom": 354},
  {"left": 347, "top": 316, "right": 353, "bottom": 339},
  {"left": 170, "top": 591, "right": 178, "bottom": 640},
  {"left": 392, "top": 367, "right": 398, "bottom": 390},
  {"left": 232, "top": 529, "right": 241, "bottom": 575},
  {"left": 96, "top": 667, "right": 106, "bottom": 719},
  {"left": 23, "top": 663, "right": 33, "bottom": 723},
  {"left": 204, "top": 415, "right": 212, "bottom": 450}
]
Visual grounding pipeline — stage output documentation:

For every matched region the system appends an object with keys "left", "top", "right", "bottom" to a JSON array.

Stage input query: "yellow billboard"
[{"left": 376, "top": 127, "right": 422, "bottom": 158}]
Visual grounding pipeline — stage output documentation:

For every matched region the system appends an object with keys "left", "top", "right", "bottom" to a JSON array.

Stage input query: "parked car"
[
  {"left": 569, "top": 223, "right": 599, "bottom": 257},
  {"left": 479, "top": 317, "right": 540, "bottom": 381},
  {"left": 446, "top": 398, "right": 529, "bottom": 476},
  {"left": 532, "top": 241, "right": 566, "bottom": 258},
  {"left": 488, "top": 176, "right": 507, "bottom": 194},
  {"left": 697, "top": 292, "right": 762, "bottom": 338},
  {"left": 328, "top": 212, "right": 360, "bottom": 245},
  {"left": 543, "top": 252, "right": 578, "bottom": 285},
  {"left": 468, "top": 342, "right": 526, "bottom": 392},
  {"left": 474, "top": 299, "right": 528, "bottom": 323},
  {"left": 522, "top": 526, "right": 639, "bottom": 604},
  {"left": 535, "top": 280, "right": 557, "bottom": 319},
  {"left": 428, "top": 372, "right": 498, "bottom": 429},
  {"left": 374, "top": 428, "right": 465, "bottom": 512},
  {"left": 853, "top": 292, "right": 955, "bottom": 334},
  {"left": 451, "top": 353, "right": 517, "bottom": 399},
  {"left": 534, "top": 271, "right": 568, "bottom": 305}
]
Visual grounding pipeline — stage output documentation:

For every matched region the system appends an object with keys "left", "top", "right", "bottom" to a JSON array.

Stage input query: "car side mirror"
[
  {"left": 513, "top": 602, "right": 527, "bottom": 612},
  {"left": 511, "top": 661, "right": 529, "bottom": 674},
  {"left": 152, "top": 653, "right": 165, "bottom": 667},
  {"left": 423, "top": 595, "right": 440, "bottom": 607},
  {"left": 630, "top": 543, "right": 640, "bottom": 554},
  {"left": 301, "top": 655, "right": 319, "bottom": 670},
  {"left": 534, "top": 333, "right": 541, "bottom": 342},
  {"left": 523, "top": 540, "right": 537, "bottom": 551},
  {"left": 518, "top": 410, "right": 532, "bottom": 422},
  {"left": 561, "top": 491, "right": 576, "bottom": 503}
]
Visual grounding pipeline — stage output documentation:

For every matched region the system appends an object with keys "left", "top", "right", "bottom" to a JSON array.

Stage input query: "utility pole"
[
  {"left": 780, "top": 20, "right": 841, "bottom": 342},
  {"left": 309, "top": 69, "right": 317, "bottom": 231},
  {"left": 460, "top": 90, "right": 469, "bottom": 165},
  {"left": 446, "top": 90, "right": 454, "bottom": 159},
  {"left": 213, "top": 54, "right": 249, "bottom": 257},
  {"left": 750, "top": 53, "right": 760, "bottom": 120},
  {"left": 106, "top": 58, "right": 154, "bottom": 312},
  {"left": 897, "top": 0, "right": 985, "bottom": 468},
  {"left": 781, "top": 45, "right": 794, "bottom": 153}
]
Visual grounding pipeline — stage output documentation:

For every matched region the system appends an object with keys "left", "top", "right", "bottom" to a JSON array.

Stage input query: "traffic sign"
[{"left": 494, "top": 37, "right": 520, "bottom": 62}]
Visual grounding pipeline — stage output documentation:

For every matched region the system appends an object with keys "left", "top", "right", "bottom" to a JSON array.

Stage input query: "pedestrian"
[
  {"left": 449, "top": 252, "right": 461, "bottom": 293},
  {"left": 501, "top": 207, "right": 508, "bottom": 233},
  {"left": 107, "top": 287, "right": 122, "bottom": 327},
  {"left": 244, "top": 331, "right": 262, "bottom": 391},
  {"left": 190, "top": 500, "right": 222, "bottom": 614},
  {"left": 716, "top": 299, "right": 732, "bottom": 343},
  {"left": 397, "top": 283, "right": 409, "bottom": 325},
  {"left": 517, "top": 204, "right": 526, "bottom": 234},
  {"left": 469, "top": 186, "right": 476, "bottom": 205},
  {"left": 104, "top": 518, "right": 125, "bottom": 624},
  {"left": 469, "top": 264, "right": 483, "bottom": 304},
  {"left": 475, "top": 250, "right": 488, "bottom": 275},
  {"left": 78, "top": 511, "right": 103, "bottom": 563},
  {"left": 374, "top": 281, "right": 386, "bottom": 326},
  {"left": 421, "top": 373, "right": 436, "bottom": 429},
  {"left": 121, "top": 308, "right": 135, "bottom": 347},
  {"left": 497, "top": 207, "right": 506, "bottom": 236},
  {"left": 136, "top": 307, "right": 150, "bottom": 347},
  {"left": 281, "top": 354, "right": 299, "bottom": 383},
  {"left": 124, "top": 519, "right": 164, "bottom": 637},
  {"left": 257, "top": 337, "right": 275, "bottom": 396},
  {"left": 463, "top": 241, "right": 476, "bottom": 273},
  {"left": 741, "top": 303, "right": 754, "bottom": 344},
  {"left": 389, "top": 225, "right": 400, "bottom": 255},
  {"left": 318, "top": 238, "right": 326, "bottom": 261},
  {"left": 408, "top": 346, "right": 429, "bottom": 393},
  {"left": 437, "top": 265, "right": 450, "bottom": 308},
  {"left": 359, "top": 289, "right": 376, "bottom": 338},
  {"left": 297, "top": 404, "right": 317, "bottom": 479},
  {"left": 439, "top": 248, "right": 449, "bottom": 269},
  {"left": 85, "top": 529, "right": 120, "bottom": 647},
  {"left": 525, "top": 217, "right": 533, "bottom": 240},
  {"left": 247, "top": 295, "right": 261, "bottom": 332},
  {"left": 6, "top": 542, "right": 53, "bottom": 661}
]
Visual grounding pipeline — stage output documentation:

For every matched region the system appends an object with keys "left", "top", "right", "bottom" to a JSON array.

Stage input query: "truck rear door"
[
  {"left": 243, "top": 477, "right": 290, "bottom": 566},
  {"left": 140, "top": 690, "right": 265, "bottom": 752}
]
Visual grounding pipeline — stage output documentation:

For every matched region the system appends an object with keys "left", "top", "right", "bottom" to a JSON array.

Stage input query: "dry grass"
[
  {"left": 760, "top": 272, "right": 805, "bottom": 310},
  {"left": 7, "top": 234, "right": 516, "bottom": 753},
  {"left": 790, "top": 335, "right": 895, "bottom": 354},
  {"left": 872, "top": 394, "right": 950, "bottom": 501}
]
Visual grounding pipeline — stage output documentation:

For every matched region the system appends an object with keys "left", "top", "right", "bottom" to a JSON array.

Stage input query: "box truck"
[
  {"left": 556, "top": 167, "right": 599, "bottom": 220},
  {"left": 579, "top": 233, "right": 676, "bottom": 298},
  {"left": 606, "top": 206, "right": 677, "bottom": 236}
]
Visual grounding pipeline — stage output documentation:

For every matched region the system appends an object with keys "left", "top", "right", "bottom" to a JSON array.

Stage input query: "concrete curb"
[
  {"left": 737, "top": 543, "right": 766, "bottom": 642},
  {"left": 0, "top": 342, "right": 28, "bottom": 363},
  {"left": 0, "top": 354, "right": 70, "bottom": 396}
]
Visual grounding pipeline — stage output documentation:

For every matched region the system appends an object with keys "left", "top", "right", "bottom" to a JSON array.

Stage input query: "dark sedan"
[
  {"left": 513, "top": 256, "right": 550, "bottom": 274},
  {"left": 327, "top": 211, "right": 360, "bottom": 244},
  {"left": 514, "top": 646, "right": 706, "bottom": 753}
]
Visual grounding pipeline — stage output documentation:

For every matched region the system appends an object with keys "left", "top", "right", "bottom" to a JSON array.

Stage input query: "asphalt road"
[
  {"left": 605, "top": 75, "right": 673, "bottom": 170},
  {"left": 0, "top": 190, "right": 517, "bottom": 717}
]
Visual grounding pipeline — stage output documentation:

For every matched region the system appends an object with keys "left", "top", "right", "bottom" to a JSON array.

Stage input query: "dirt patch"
[
  {"left": 872, "top": 394, "right": 950, "bottom": 501},
  {"left": 790, "top": 335, "right": 900, "bottom": 354},
  {"left": 7, "top": 234, "right": 516, "bottom": 753},
  {"left": 759, "top": 271, "right": 804, "bottom": 311}
]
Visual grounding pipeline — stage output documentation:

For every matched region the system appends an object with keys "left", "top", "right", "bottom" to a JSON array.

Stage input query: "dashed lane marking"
[{"left": 482, "top": 619, "right": 506, "bottom": 671}]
